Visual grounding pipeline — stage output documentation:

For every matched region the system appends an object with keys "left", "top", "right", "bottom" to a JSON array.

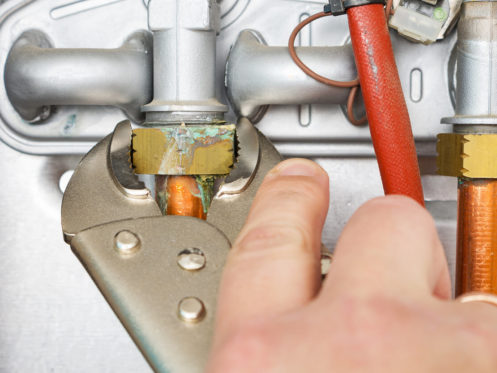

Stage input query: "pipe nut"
[
  {"left": 437, "top": 133, "right": 497, "bottom": 178},
  {"left": 148, "top": 0, "right": 220, "bottom": 32}
]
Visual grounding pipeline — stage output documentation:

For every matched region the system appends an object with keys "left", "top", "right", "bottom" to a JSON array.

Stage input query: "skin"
[{"left": 207, "top": 158, "right": 497, "bottom": 373}]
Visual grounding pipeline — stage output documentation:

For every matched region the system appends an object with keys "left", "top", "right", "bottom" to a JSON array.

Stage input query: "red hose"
[{"left": 347, "top": 5, "right": 425, "bottom": 206}]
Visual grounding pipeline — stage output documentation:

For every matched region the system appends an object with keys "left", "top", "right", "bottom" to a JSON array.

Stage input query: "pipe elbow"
[{"left": 4, "top": 30, "right": 153, "bottom": 123}]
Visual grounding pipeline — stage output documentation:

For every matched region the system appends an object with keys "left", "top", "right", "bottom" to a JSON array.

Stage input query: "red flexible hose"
[{"left": 347, "top": 5, "right": 425, "bottom": 206}]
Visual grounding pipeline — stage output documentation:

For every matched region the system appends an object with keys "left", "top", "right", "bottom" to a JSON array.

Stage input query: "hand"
[{"left": 207, "top": 159, "right": 497, "bottom": 372}]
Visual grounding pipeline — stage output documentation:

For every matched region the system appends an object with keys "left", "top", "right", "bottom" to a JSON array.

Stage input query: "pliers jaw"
[
  {"left": 61, "top": 119, "right": 281, "bottom": 372},
  {"left": 61, "top": 120, "right": 161, "bottom": 244}
]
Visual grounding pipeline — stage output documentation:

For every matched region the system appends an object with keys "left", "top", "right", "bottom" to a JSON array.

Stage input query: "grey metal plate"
[
  {"left": 0, "top": 0, "right": 458, "bottom": 371},
  {"left": 0, "top": 142, "right": 457, "bottom": 372}
]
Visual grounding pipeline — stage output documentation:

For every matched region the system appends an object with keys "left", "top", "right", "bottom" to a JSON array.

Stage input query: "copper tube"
[
  {"left": 456, "top": 178, "right": 497, "bottom": 296},
  {"left": 156, "top": 176, "right": 207, "bottom": 220}
]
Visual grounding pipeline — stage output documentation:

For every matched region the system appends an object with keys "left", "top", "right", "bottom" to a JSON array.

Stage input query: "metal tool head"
[
  {"left": 60, "top": 117, "right": 281, "bottom": 371},
  {"left": 110, "top": 121, "right": 152, "bottom": 199},
  {"left": 217, "top": 117, "right": 261, "bottom": 196},
  {"left": 61, "top": 121, "right": 161, "bottom": 243}
]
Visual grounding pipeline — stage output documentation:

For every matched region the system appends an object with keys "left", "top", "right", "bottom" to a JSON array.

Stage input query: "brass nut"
[
  {"left": 132, "top": 125, "right": 235, "bottom": 175},
  {"left": 437, "top": 133, "right": 497, "bottom": 178},
  {"left": 320, "top": 252, "right": 333, "bottom": 278}
]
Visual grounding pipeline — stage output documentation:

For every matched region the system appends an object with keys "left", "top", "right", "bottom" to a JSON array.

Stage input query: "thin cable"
[
  {"left": 347, "top": 86, "right": 368, "bottom": 126},
  {"left": 288, "top": 12, "right": 359, "bottom": 88},
  {"left": 385, "top": 0, "right": 395, "bottom": 17},
  {"left": 288, "top": 1, "right": 395, "bottom": 126}
]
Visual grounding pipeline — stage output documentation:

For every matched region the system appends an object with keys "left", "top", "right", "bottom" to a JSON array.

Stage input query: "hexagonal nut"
[{"left": 148, "top": 0, "right": 220, "bottom": 32}]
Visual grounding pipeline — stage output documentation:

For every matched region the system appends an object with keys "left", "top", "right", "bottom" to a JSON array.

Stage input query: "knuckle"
[
  {"left": 368, "top": 195, "right": 433, "bottom": 224},
  {"left": 334, "top": 295, "right": 390, "bottom": 330},
  {"left": 212, "top": 324, "right": 272, "bottom": 372},
  {"left": 263, "top": 176, "right": 322, "bottom": 199},
  {"left": 462, "top": 321, "right": 497, "bottom": 367},
  {"left": 330, "top": 295, "right": 406, "bottom": 353},
  {"left": 360, "top": 195, "right": 425, "bottom": 219},
  {"left": 234, "top": 223, "right": 311, "bottom": 256},
  {"left": 359, "top": 195, "right": 439, "bottom": 242}
]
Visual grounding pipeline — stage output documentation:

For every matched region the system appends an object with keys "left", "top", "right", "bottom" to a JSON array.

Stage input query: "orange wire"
[{"left": 288, "top": 1, "right": 394, "bottom": 126}]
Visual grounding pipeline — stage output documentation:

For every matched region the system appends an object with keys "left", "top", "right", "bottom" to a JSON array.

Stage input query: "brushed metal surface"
[
  {"left": 0, "top": 0, "right": 458, "bottom": 371},
  {"left": 0, "top": 0, "right": 455, "bottom": 154},
  {"left": 0, "top": 137, "right": 457, "bottom": 371},
  {"left": 0, "top": 140, "right": 150, "bottom": 372}
]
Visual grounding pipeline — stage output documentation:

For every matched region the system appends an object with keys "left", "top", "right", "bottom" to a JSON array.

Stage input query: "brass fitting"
[
  {"left": 132, "top": 125, "right": 235, "bottom": 175},
  {"left": 437, "top": 133, "right": 497, "bottom": 178}
]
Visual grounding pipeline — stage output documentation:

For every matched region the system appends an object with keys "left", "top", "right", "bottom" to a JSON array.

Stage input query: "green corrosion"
[
  {"left": 195, "top": 176, "right": 216, "bottom": 214},
  {"left": 160, "top": 125, "right": 235, "bottom": 149},
  {"left": 156, "top": 176, "right": 169, "bottom": 215},
  {"left": 157, "top": 175, "right": 215, "bottom": 216},
  {"left": 153, "top": 124, "right": 235, "bottom": 215}
]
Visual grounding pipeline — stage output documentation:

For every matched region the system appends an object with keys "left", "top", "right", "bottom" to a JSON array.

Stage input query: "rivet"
[
  {"left": 178, "top": 297, "right": 205, "bottom": 323},
  {"left": 177, "top": 248, "right": 206, "bottom": 271},
  {"left": 114, "top": 230, "right": 141, "bottom": 256},
  {"left": 321, "top": 252, "right": 333, "bottom": 277}
]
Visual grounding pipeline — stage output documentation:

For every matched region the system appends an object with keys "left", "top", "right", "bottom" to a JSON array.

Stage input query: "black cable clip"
[{"left": 324, "top": 0, "right": 386, "bottom": 16}]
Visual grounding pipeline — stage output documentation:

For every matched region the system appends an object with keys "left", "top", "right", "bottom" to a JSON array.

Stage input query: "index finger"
[
  {"left": 214, "top": 159, "right": 329, "bottom": 342},
  {"left": 322, "top": 196, "right": 451, "bottom": 301}
]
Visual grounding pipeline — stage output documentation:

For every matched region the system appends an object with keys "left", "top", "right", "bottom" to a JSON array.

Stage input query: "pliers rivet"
[
  {"left": 177, "top": 248, "right": 206, "bottom": 271},
  {"left": 114, "top": 230, "right": 141, "bottom": 256},
  {"left": 178, "top": 297, "right": 206, "bottom": 323}
]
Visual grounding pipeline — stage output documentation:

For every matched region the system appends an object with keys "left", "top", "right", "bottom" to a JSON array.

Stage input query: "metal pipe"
[
  {"left": 156, "top": 176, "right": 208, "bottom": 219},
  {"left": 143, "top": 0, "right": 227, "bottom": 123},
  {"left": 4, "top": 31, "right": 152, "bottom": 124},
  {"left": 226, "top": 30, "right": 357, "bottom": 120},
  {"left": 457, "top": 179, "right": 497, "bottom": 295},
  {"left": 143, "top": 0, "right": 228, "bottom": 215},
  {"left": 455, "top": 3, "right": 497, "bottom": 122},
  {"left": 449, "top": 1, "right": 497, "bottom": 296}
]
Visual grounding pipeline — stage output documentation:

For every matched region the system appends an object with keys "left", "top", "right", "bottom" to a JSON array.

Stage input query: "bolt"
[
  {"left": 177, "top": 248, "right": 206, "bottom": 271},
  {"left": 321, "top": 252, "right": 333, "bottom": 278},
  {"left": 114, "top": 230, "right": 141, "bottom": 256},
  {"left": 178, "top": 297, "right": 206, "bottom": 323}
]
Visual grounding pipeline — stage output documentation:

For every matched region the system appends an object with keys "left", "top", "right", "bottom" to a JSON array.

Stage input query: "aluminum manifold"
[{"left": 0, "top": 0, "right": 456, "bottom": 156}]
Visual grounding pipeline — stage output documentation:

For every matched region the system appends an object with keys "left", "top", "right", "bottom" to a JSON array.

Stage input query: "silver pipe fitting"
[
  {"left": 143, "top": 0, "right": 228, "bottom": 124},
  {"left": 4, "top": 31, "right": 152, "bottom": 124},
  {"left": 443, "top": 0, "right": 497, "bottom": 132},
  {"left": 226, "top": 30, "right": 357, "bottom": 120}
]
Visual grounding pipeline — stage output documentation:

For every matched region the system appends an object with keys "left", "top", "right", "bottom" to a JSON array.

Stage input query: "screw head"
[
  {"left": 114, "top": 230, "right": 141, "bottom": 256},
  {"left": 177, "top": 248, "right": 206, "bottom": 271},
  {"left": 178, "top": 297, "right": 206, "bottom": 323},
  {"left": 321, "top": 252, "right": 333, "bottom": 277}
]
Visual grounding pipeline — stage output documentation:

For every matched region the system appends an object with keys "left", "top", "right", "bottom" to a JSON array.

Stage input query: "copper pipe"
[
  {"left": 456, "top": 178, "right": 497, "bottom": 296},
  {"left": 156, "top": 176, "right": 207, "bottom": 220}
]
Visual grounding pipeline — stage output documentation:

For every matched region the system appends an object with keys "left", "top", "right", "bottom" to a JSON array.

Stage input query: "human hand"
[{"left": 207, "top": 159, "right": 497, "bottom": 372}]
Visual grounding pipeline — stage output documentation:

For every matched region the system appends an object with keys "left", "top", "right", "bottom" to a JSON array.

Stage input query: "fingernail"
[{"left": 269, "top": 159, "right": 325, "bottom": 178}]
